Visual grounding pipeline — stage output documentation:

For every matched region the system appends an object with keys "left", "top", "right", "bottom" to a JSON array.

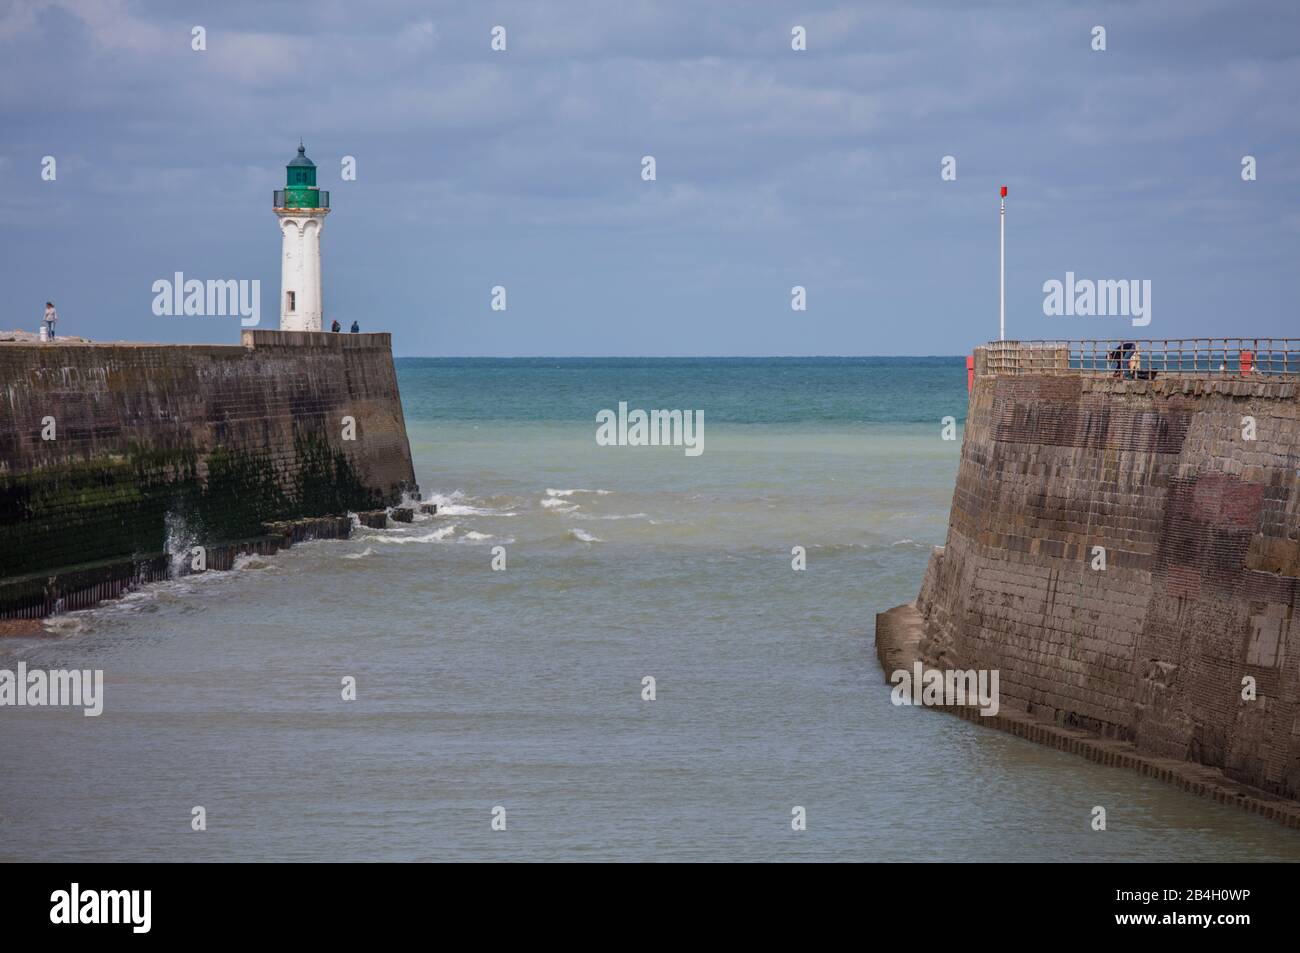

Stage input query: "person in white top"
[
  {"left": 43, "top": 302, "right": 58, "bottom": 341},
  {"left": 1127, "top": 344, "right": 1141, "bottom": 379}
]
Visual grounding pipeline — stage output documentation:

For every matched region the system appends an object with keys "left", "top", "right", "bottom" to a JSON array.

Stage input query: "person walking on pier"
[
  {"left": 42, "top": 301, "right": 58, "bottom": 341},
  {"left": 350, "top": 320, "right": 360, "bottom": 333},
  {"left": 330, "top": 319, "right": 341, "bottom": 333}
]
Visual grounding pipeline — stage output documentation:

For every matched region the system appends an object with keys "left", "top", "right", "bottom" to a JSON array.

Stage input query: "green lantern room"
[{"left": 274, "top": 142, "right": 330, "bottom": 210}]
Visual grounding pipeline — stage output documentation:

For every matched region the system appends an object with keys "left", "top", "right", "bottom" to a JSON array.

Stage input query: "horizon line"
[{"left": 390, "top": 354, "right": 969, "bottom": 359}]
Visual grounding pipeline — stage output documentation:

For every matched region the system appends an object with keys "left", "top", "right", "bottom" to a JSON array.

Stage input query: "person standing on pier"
[
  {"left": 1127, "top": 343, "right": 1142, "bottom": 380},
  {"left": 42, "top": 301, "right": 58, "bottom": 341}
]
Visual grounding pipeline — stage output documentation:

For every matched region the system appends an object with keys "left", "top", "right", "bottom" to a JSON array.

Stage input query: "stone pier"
[
  {"left": 0, "top": 330, "right": 417, "bottom": 619},
  {"left": 877, "top": 339, "right": 1300, "bottom": 823}
]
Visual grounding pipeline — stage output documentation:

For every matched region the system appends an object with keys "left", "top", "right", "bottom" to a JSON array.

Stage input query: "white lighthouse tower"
[{"left": 273, "top": 143, "right": 330, "bottom": 332}]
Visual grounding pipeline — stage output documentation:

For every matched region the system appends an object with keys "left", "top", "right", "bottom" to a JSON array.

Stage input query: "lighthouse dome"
[{"left": 287, "top": 142, "right": 315, "bottom": 168}]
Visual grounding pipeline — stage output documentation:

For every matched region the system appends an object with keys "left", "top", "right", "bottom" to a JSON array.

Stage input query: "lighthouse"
[{"left": 273, "top": 143, "right": 330, "bottom": 332}]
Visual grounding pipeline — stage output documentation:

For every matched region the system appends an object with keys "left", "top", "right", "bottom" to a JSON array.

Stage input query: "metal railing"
[
  {"left": 272, "top": 188, "right": 330, "bottom": 210},
  {"left": 982, "top": 339, "right": 1300, "bottom": 378}
]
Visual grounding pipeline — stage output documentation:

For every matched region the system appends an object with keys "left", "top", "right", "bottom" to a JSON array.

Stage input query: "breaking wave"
[
  {"left": 423, "top": 490, "right": 519, "bottom": 517},
  {"left": 233, "top": 553, "right": 275, "bottom": 570},
  {"left": 359, "top": 525, "right": 457, "bottom": 544}
]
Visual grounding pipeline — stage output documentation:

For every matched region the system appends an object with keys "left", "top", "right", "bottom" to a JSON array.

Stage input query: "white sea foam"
[
  {"left": 567, "top": 528, "right": 603, "bottom": 543},
  {"left": 360, "top": 525, "right": 457, "bottom": 544},
  {"left": 438, "top": 503, "right": 500, "bottom": 516},
  {"left": 343, "top": 547, "right": 377, "bottom": 559},
  {"left": 546, "top": 488, "right": 611, "bottom": 498},
  {"left": 424, "top": 490, "right": 519, "bottom": 517},
  {"left": 462, "top": 531, "right": 492, "bottom": 541},
  {"left": 233, "top": 553, "right": 274, "bottom": 570},
  {"left": 163, "top": 511, "right": 198, "bottom": 579},
  {"left": 41, "top": 615, "right": 88, "bottom": 638}
]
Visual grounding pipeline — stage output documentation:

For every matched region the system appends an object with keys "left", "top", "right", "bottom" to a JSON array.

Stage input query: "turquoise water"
[{"left": 1, "top": 357, "right": 1298, "bottom": 861}]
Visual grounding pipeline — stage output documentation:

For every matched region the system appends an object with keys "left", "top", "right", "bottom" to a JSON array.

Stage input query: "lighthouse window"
[{"left": 286, "top": 291, "right": 296, "bottom": 312}]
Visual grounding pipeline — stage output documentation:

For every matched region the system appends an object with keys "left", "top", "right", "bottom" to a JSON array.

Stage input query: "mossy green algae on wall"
[{"left": 0, "top": 332, "right": 415, "bottom": 585}]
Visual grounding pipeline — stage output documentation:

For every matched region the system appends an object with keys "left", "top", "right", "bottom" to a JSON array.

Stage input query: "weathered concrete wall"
[
  {"left": 916, "top": 361, "right": 1300, "bottom": 800},
  {"left": 0, "top": 331, "right": 416, "bottom": 615}
]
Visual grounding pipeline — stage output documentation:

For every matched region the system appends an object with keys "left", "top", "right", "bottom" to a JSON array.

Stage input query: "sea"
[{"left": 1, "top": 357, "right": 1297, "bottom": 861}]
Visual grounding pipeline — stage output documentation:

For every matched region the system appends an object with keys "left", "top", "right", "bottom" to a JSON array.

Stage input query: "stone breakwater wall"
[
  {"left": 0, "top": 330, "right": 416, "bottom": 618},
  {"left": 901, "top": 356, "right": 1300, "bottom": 803}
]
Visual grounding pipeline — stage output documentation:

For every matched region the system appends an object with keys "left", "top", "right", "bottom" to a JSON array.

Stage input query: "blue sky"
[{"left": 1, "top": 0, "right": 1297, "bottom": 356}]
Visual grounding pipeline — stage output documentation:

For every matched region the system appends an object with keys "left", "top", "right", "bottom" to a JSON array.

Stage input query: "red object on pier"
[
  {"left": 1000, "top": 185, "right": 1007, "bottom": 197},
  {"left": 967, "top": 354, "right": 975, "bottom": 392},
  {"left": 1241, "top": 349, "right": 1254, "bottom": 374}
]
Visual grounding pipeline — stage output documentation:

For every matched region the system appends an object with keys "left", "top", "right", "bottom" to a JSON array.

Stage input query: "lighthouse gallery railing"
[{"left": 272, "top": 189, "right": 330, "bottom": 209}]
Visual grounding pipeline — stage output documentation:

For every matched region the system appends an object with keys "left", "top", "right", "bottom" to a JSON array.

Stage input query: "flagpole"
[{"left": 999, "top": 186, "right": 1006, "bottom": 341}]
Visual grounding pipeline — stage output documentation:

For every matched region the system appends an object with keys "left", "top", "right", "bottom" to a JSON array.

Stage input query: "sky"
[{"left": 1, "top": 0, "right": 1297, "bottom": 356}]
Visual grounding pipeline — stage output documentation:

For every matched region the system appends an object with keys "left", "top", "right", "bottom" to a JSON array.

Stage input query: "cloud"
[{"left": 0, "top": 0, "right": 1296, "bottom": 353}]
